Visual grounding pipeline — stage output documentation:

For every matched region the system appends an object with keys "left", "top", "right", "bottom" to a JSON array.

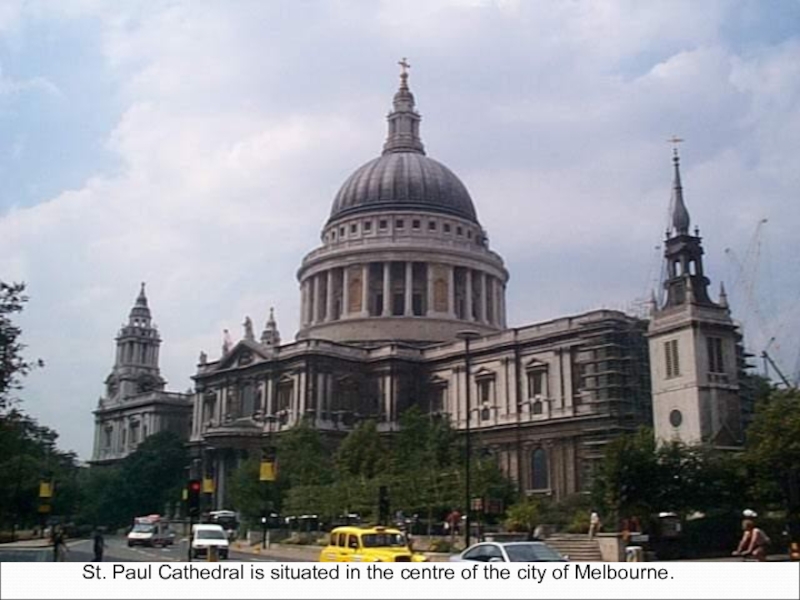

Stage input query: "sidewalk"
[
  {"left": 0, "top": 539, "right": 53, "bottom": 549},
  {"left": 229, "top": 540, "right": 452, "bottom": 562}
]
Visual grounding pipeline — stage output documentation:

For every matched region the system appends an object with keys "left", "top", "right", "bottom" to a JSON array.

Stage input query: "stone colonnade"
[{"left": 300, "top": 261, "right": 506, "bottom": 328}]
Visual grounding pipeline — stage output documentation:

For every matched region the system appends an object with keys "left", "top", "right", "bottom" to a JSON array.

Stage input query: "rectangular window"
[
  {"left": 379, "top": 219, "right": 388, "bottom": 230},
  {"left": 665, "top": 339, "right": 680, "bottom": 378},
  {"left": 364, "top": 221, "right": 372, "bottom": 232},
  {"left": 350, "top": 223, "right": 357, "bottom": 234},
  {"left": 412, "top": 293, "right": 423, "bottom": 316},
  {"left": 412, "top": 219, "right": 421, "bottom": 229},
  {"left": 428, "top": 221, "right": 437, "bottom": 231},
  {"left": 395, "top": 219, "right": 404, "bottom": 229},
  {"left": 707, "top": 337, "right": 724, "bottom": 373},
  {"left": 478, "top": 380, "right": 491, "bottom": 405},
  {"left": 527, "top": 369, "right": 547, "bottom": 397},
  {"left": 457, "top": 226, "right": 463, "bottom": 236},
  {"left": 392, "top": 293, "right": 404, "bottom": 316},
  {"left": 444, "top": 223, "right": 451, "bottom": 233}
]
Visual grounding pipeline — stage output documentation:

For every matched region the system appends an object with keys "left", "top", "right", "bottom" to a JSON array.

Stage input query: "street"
[{"left": 0, "top": 536, "right": 299, "bottom": 562}]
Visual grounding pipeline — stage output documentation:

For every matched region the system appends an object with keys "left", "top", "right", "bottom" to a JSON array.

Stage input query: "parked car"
[
  {"left": 191, "top": 524, "right": 230, "bottom": 559},
  {"left": 319, "top": 525, "right": 428, "bottom": 562},
  {"left": 450, "top": 541, "right": 567, "bottom": 562}
]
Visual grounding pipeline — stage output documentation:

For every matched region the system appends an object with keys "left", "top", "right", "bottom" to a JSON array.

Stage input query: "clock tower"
[{"left": 105, "top": 282, "right": 165, "bottom": 401}]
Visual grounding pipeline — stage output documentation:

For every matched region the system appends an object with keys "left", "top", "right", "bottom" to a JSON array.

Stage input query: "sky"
[{"left": 1, "top": 0, "right": 799, "bottom": 460}]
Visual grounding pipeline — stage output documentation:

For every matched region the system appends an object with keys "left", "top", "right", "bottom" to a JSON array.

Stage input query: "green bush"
[
  {"left": 428, "top": 539, "right": 452, "bottom": 553},
  {"left": 565, "top": 510, "right": 590, "bottom": 534}
]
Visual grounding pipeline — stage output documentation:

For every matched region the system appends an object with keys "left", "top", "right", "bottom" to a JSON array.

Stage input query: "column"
[
  {"left": 342, "top": 266, "right": 350, "bottom": 318},
  {"left": 311, "top": 275, "right": 319, "bottom": 325},
  {"left": 404, "top": 261, "right": 413, "bottom": 316},
  {"left": 501, "top": 286, "right": 507, "bottom": 328},
  {"left": 300, "top": 281, "right": 307, "bottom": 326},
  {"left": 216, "top": 457, "right": 226, "bottom": 510},
  {"left": 218, "top": 387, "right": 226, "bottom": 423},
  {"left": 448, "top": 265, "right": 456, "bottom": 318},
  {"left": 193, "top": 394, "right": 201, "bottom": 437},
  {"left": 326, "top": 269, "right": 335, "bottom": 321},
  {"left": 361, "top": 264, "right": 370, "bottom": 317},
  {"left": 317, "top": 372, "right": 326, "bottom": 421},
  {"left": 481, "top": 272, "right": 489, "bottom": 324},
  {"left": 426, "top": 263, "right": 435, "bottom": 316},
  {"left": 465, "top": 269, "right": 473, "bottom": 321},
  {"left": 265, "top": 376, "right": 274, "bottom": 416},
  {"left": 382, "top": 262, "right": 391, "bottom": 316}
]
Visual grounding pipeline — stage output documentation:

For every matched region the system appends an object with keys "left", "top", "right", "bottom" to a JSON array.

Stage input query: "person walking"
[
  {"left": 93, "top": 528, "right": 106, "bottom": 562},
  {"left": 52, "top": 526, "right": 67, "bottom": 562},
  {"left": 589, "top": 511, "right": 601, "bottom": 539}
]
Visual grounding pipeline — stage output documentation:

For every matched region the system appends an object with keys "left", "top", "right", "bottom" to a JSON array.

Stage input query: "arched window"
[{"left": 531, "top": 448, "right": 549, "bottom": 490}]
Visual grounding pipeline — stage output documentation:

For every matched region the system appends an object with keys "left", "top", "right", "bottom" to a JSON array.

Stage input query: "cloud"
[{"left": 1, "top": 1, "right": 799, "bottom": 458}]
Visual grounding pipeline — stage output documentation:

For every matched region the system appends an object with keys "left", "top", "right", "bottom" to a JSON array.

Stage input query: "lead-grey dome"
[
  {"left": 329, "top": 152, "right": 478, "bottom": 223},
  {"left": 328, "top": 67, "right": 478, "bottom": 225}
]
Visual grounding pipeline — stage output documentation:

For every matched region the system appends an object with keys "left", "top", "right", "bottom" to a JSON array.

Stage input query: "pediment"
[
  {"left": 525, "top": 357, "right": 547, "bottom": 370},
  {"left": 474, "top": 367, "right": 496, "bottom": 380},
  {"left": 216, "top": 340, "right": 271, "bottom": 371}
]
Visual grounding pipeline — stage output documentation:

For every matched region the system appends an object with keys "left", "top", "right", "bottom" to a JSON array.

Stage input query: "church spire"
[
  {"left": 128, "top": 281, "right": 152, "bottom": 327},
  {"left": 261, "top": 307, "right": 281, "bottom": 350},
  {"left": 382, "top": 58, "right": 425, "bottom": 155},
  {"left": 670, "top": 147, "right": 690, "bottom": 235}
]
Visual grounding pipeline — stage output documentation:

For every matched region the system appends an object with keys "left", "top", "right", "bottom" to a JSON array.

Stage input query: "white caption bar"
[{"left": 1, "top": 562, "right": 798, "bottom": 599}]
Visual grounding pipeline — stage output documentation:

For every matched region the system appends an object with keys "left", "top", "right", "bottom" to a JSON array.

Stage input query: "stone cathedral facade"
[
  {"left": 90, "top": 284, "right": 192, "bottom": 465},
  {"left": 91, "top": 68, "right": 746, "bottom": 500}
]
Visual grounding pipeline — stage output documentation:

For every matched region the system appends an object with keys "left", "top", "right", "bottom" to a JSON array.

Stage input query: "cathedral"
[{"left": 90, "top": 66, "right": 746, "bottom": 505}]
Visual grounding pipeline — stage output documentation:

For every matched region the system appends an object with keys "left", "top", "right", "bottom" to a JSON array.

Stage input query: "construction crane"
[
  {"left": 762, "top": 338, "right": 792, "bottom": 389},
  {"left": 724, "top": 219, "right": 797, "bottom": 388}
]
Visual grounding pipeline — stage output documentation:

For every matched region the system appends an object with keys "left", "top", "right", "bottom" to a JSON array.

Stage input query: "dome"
[
  {"left": 328, "top": 66, "right": 479, "bottom": 225},
  {"left": 329, "top": 152, "right": 478, "bottom": 223}
]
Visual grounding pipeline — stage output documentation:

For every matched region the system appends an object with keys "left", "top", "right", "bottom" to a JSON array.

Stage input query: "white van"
[
  {"left": 127, "top": 514, "right": 173, "bottom": 547},
  {"left": 191, "top": 524, "right": 230, "bottom": 559}
]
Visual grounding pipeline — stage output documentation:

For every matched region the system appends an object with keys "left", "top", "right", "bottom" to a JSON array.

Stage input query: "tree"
[
  {"left": 118, "top": 431, "right": 188, "bottom": 517},
  {"left": 592, "top": 428, "right": 661, "bottom": 525},
  {"left": 746, "top": 389, "right": 800, "bottom": 513},
  {"left": 335, "top": 419, "right": 387, "bottom": 480},
  {"left": 505, "top": 497, "right": 543, "bottom": 537},
  {"left": 0, "top": 409, "right": 80, "bottom": 532},
  {"left": 275, "top": 419, "right": 333, "bottom": 488},
  {"left": 228, "top": 457, "right": 283, "bottom": 525},
  {"left": 0, "top": 282, "right": 42, "bottom": 410}
]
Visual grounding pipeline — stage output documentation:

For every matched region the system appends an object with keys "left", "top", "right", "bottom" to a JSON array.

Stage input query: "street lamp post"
[{"left": 457, "top": 329, "right": 481, "bottom": 549}]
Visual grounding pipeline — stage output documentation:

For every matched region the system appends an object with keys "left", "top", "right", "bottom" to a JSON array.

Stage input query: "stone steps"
[{"left": 545, "top": 535, "right": 603, "bottom": 562}]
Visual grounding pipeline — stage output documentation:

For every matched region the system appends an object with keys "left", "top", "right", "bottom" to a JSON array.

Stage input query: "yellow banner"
[
  {"left": 182, "top": 488, "right": 188, "bottom": 501},
  {"left": 203, "top": 477, "right": 214, "bottom": 493},
  {"left": 259, "top": 461, "right": 277, "bottom": 482},
  {"left": 39, "top": 482, "right": 53, "bottom": 499}
]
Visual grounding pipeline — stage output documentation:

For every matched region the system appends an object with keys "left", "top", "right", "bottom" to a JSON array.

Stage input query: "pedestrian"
[
  {"left": 446, "top": 509, "right": 461, "bottom": 539},
  {"left": 733, "top": 519, "right": 770, "bottom": 561},
  {"left": 93, "top": 528, "right": 106, "bottom": 562},
  {"left": 589, "top": 511, "right": 601, "bottom": 539},
  {"left": 52, "top": 526, "right": 67, "bottom": 562}
]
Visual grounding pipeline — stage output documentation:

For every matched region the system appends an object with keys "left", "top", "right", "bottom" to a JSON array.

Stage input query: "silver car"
[{"left": 451, "top": 541, "right": 567, "bottom": 562}]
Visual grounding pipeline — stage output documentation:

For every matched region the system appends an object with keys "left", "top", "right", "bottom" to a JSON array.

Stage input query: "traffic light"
[
  {"left": 378, "top": 485, "right": 390, "bottom": 525},
  {"left": 187, "top": 479, "right": 202, "bottom": 517}
]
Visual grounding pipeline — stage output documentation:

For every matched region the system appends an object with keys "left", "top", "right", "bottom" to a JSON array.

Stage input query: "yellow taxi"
[{"left": 319, "top": 525, "right": 428, "bottom": 562}]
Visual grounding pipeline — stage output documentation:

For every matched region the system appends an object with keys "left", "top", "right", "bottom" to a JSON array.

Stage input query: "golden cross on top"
[{"left": 398, "top": 57, "right": 411, "bottom": 76}]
